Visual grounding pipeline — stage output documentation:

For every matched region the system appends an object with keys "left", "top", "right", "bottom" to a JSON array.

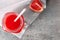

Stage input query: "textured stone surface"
[
  {"left": 21, "top": 0, "right": 60, "bottom": 40},
  {"left": 0, "top": 0, "right": 60, "bottom": 40}
]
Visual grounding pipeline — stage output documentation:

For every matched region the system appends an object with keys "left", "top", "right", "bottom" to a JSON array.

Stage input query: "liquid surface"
[
  {"left": 3, "top": 12, "right": 24, "bottom": 33},
  {"left": 30, "top": 0, "right": 43, "bottom": 12},
  {"left": 5, "top": 14, "right": 21, "bottom": 30}
]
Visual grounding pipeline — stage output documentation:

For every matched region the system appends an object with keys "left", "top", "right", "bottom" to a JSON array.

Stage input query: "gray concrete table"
[{"left": 0, "top": 0, "right": 60, "bottom": 40}]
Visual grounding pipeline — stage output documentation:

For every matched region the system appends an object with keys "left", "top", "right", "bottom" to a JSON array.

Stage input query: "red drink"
[
  {"left": 29, "top": 0, "right": 43, "bottom": 12},
  {"left": 2, "top": 12, "right": 24, "bottom": 33}
]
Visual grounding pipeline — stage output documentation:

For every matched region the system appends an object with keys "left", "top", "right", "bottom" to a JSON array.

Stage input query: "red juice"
[
  {"left": 2, "top": 12, "right": 24, "bottom": 33},
  {"left": 29, "top": 0, "right": 43, "bottom": 12}
]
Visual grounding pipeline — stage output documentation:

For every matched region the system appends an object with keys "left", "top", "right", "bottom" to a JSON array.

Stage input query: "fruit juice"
[
  {"left": 2, "top": 12, "right": 24, "bottom": 33},
  {"left": 29, "top": 0, "right": 43, "bottom": 12}
]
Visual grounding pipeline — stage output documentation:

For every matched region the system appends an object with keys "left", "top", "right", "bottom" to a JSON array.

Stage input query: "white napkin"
[{"left": 0, "top": 0, "right": 24, "bottom": 9}]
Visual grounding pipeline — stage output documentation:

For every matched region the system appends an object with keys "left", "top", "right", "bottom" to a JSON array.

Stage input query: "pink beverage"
[{"left": 2, "top": 12, "right": 24, "bottom": 33}]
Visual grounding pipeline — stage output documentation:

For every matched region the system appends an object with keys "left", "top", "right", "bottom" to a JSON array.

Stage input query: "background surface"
[{"left": 0, "top": 0, "right": 60, "bottom": 40}]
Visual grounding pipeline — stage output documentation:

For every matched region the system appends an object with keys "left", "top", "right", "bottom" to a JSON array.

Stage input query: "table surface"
[{"left": 0, "top": 0, "right": 60, "bottom": 40}]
